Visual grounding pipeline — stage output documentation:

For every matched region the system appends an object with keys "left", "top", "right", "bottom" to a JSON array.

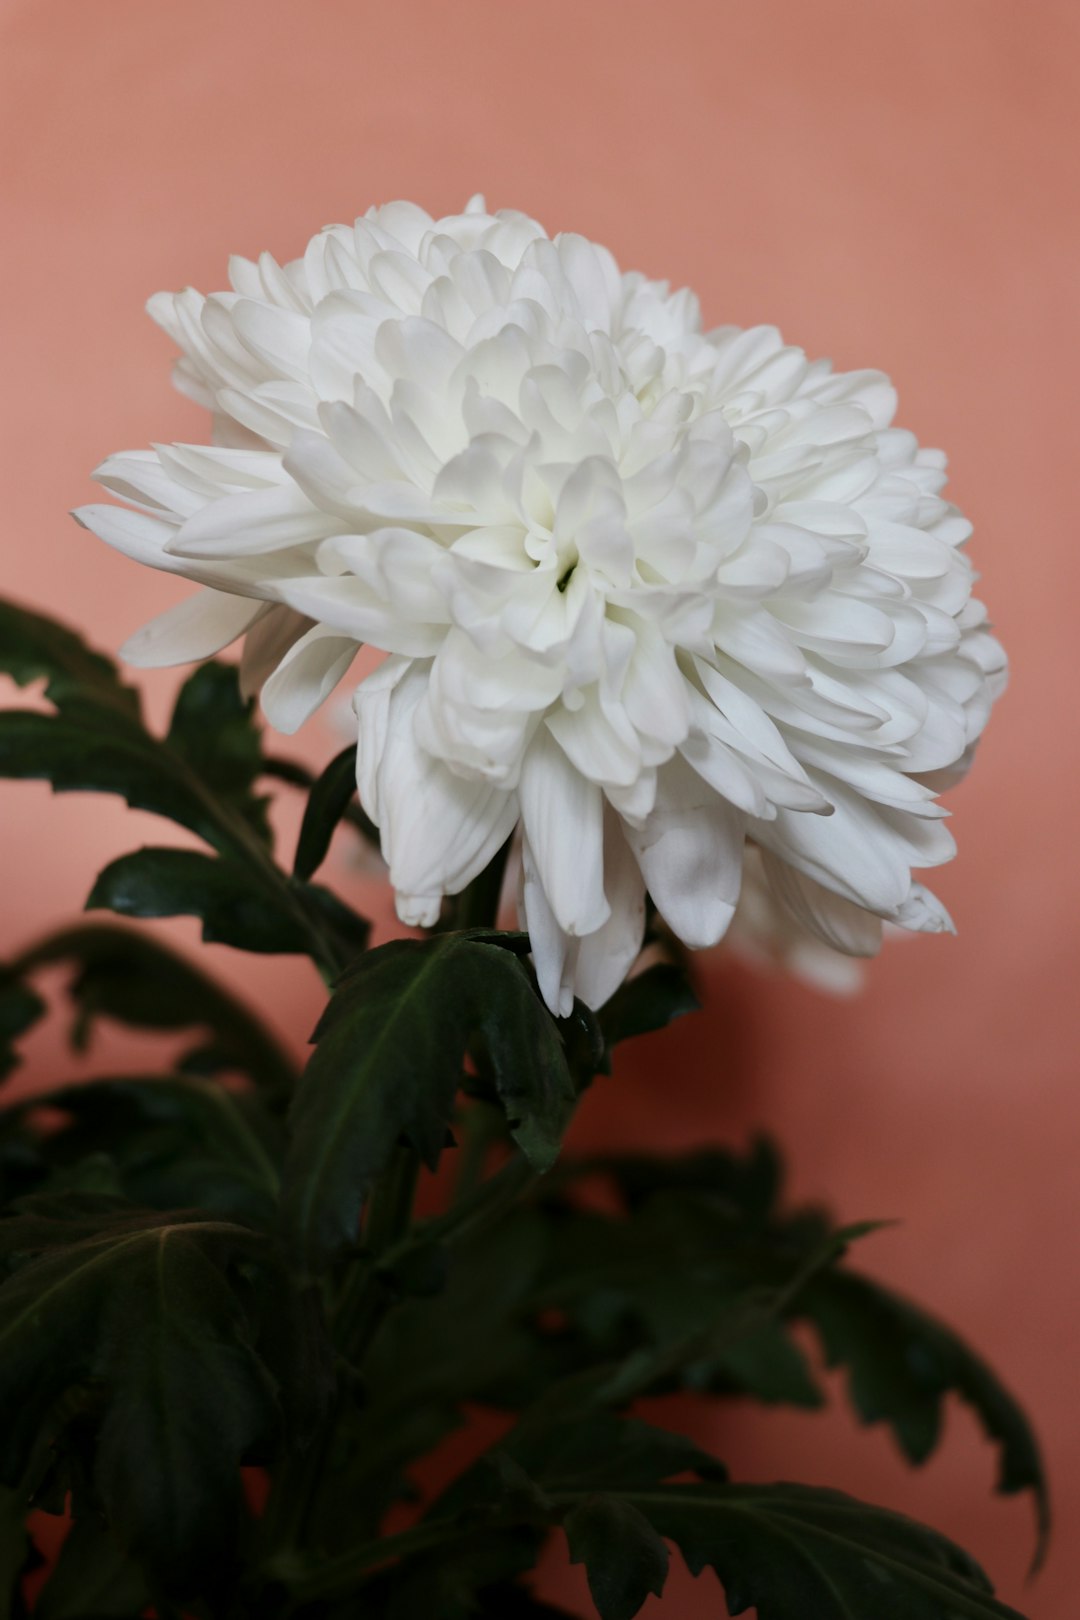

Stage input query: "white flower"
[{"left": 76, "top": 196, "right": 1006, "bottom": 1015}]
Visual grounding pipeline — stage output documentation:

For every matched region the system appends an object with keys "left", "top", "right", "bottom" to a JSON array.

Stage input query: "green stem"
[
  {"left": 264, "top": 1148, "right": 423, "bottom": 1557},
  {"left": 452, "top": 1100, "right": 501, "bottom": 1206},
  {"left": 263, "top": 850, "right": 527, "bottom": 1571},
  {"left": 269, "top": 1516, "right": 469, "bottom": 1601},
  {"left": 262, "top": 754, "right": 381, "bottom": 846},
  {"left": 452, "top": 836, "right": 513, "bottom": 931},
  {"left": 383, "top": 1152, "right": 537, "bottom": 1275},
  {"left": 335, "top": 1145, "right": 422, "bottom": 1359}
]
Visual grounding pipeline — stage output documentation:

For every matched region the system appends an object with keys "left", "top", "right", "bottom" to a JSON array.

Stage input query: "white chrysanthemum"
[{"left": 76, "top": 196, "right": 1005, "bottom": 1015}]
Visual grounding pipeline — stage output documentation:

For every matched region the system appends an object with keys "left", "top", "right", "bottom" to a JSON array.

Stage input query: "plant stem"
[
  {"left": 452, "top": 835, "right": 513, "bottom": 931},
  {"left": 269, "top": 1516, "right": 468, "bottom": 1601},
  {"left": 264, "top": 1147, "right": 423, "bottom": 1558},
  {"left": 335, "top": 1144, "right": 421, "bottom": 1359},
  {"left": 263, "top": 847, "right": 528, "bottom": 1570}
]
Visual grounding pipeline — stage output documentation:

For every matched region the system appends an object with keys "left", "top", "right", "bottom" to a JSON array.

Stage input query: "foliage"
[{"left": 0, "top": 597, "right": 1046, "bottom": 1617}]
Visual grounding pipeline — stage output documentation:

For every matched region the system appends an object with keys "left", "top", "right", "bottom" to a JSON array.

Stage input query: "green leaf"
[
  {"left": 799, "top": 1268, "right": 1050, "bottom": 1566},
  {"left": 0, "top": 976, "right": 45, "bottom": 1084},
  {"left": 34, "top": 1515, "right": 148, "bottom": 1620},
  {"left": 706, "top": 1316, "right": 823, "bottom": 1407},
  {"left": 433, "top": 1399, "right": 719, "bottom": 1535},
  {"left": 28, "top": 1076, "right": 282, "bottom": 1224},
  {"left": 0, "top": 604, "right": 268, "bottom": 855},
  {"left": 283, "top": 933, "right": 575, "bottom": 1269},
  {"left": 358, "top": 1527, "right": 545, "bottom": 1620},
  {"left": 0, "top": 709, "right": 219, "bottom": 847},
  {"left": 88, "top": 847, "right": 314, "bottom": 954},
  {"left": 0, "top": 1202, "right": 282, "bottom": 1591},
  {"left": 598, "top": 963, "right": 699, "bottom": 1049},
  {"left": 166, "top": 663, "right": 270, "bottom": 842},
  {"left": 590, "top": 1135, "right": 785, "bottom": 1223},
  {"left": 0, "top": 598, "right": 139, "bottom": 719},
  {"left": 564, "top": 1494, "right": 669, "bottom": 1620},
  {"left": 293, "top": 744, "right": 361, "bottom": 881},
  {"left": 12, "top": 923, "right": 296, "bottom": 1096},
  {"left": 86, "top": 847, "right": 369, "bottom": 966},
  {"left": 560, "top": 1480, "right": 1029, "bottom": 1620}
]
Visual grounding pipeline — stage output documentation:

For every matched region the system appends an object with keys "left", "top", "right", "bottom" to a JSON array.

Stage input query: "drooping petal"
[
  {"left": 761, "top": 850, "right": 884, "bottom": 956},
  {"left": 376, "top": 666, "right": 518, "bottom": 910},
  {"left": 518, "top": 727, "right": 609, "bottom": 937},
  {"left": 624, "top": 756, "right": 745, "bottom": 948},
  {"left": 571, "top": 810, "right": 647, "bottom": 1008},
  {"left": 121, "top": 590, "right": 265, "bottom": 668},
  {"left": 259, "top": 625, "right": 359, "bottom": 733}
]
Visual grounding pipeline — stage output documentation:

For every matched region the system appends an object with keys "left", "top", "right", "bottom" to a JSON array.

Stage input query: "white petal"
[
  {"left": 167, "top": 485, "right": 341, "bottom": 558},
  {"left": 518, "top": 835, "right": 575, "bottom": 1019},
  {"left": 761, "top": 851, "right": 883, "bottom": 956},
  {"left": 353, "top": 655, "right": 412, "bottom": 819},
  {"left": 571, "top": 811, "right": 647, "bottom": 1008},
  {"left": 239, "top": 606, "right": 313, "bottom": 697},
  {"left": 893, "top": 882, "right": 955, "bottom": 934},
  {"left": 378, "top": 666, "right": 518, "bottom": 901},
  {"left": 259, "top": 625, "right": 359, "bottom": 733},
  {"left": 518, "top": 727, "right": 609, "bottom": 936},
  {"left": 270, "top": 575, "right": 443, "bottom": 656},
  {"left": 754, "top": 782, "right": 913, "bottom": 915},
  {"left": 625, "top": 756, "right": 744, "bottom": 949},
  {"left": 121, "top": 590, "right": 264, "bottom": 668}
]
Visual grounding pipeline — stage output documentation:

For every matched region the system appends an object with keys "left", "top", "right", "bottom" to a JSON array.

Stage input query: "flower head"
[{"left": 77, "top": 196, "right": 1005, "bottom": 1013}]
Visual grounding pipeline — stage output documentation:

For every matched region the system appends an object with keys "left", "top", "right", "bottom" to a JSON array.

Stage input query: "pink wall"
[{"left": 2, "top": 1, "right": 1077, "bottom": 1613}]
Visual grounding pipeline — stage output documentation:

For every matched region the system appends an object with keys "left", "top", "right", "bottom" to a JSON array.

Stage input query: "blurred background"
[{"left": 2, "top": 0, "right": 1077, "bottom": 1612}]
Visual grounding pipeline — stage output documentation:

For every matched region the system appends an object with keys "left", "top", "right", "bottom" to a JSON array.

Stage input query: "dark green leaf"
[
  {"left": 434, "top": 1400, "right": 719, "bottom": 1531},
  {"left": 0, "top": 612, "right": 291, "bottom": 925},
  {"left": 564, "top": 1494, "right": 669, "bottom": 1620},
  {"left": 166, "top": 663, "right": 270, "bottom": 842},
  {"left": 598, "top": 963, "right": 699, "bottom": 1049},
  {"left": 293, "top": 745, "right": 360, "bottom": 881},
  {"left": 34, "top": 1515, "right": 147, "bottom": 1620},
  {"left": 85, "top": 848, "right": 367, "bottom": 970},
  {"left": 708, "top": 1316, "right": 822, "bottom": 1407},
  {"left": 28, "top": 1076, "right": 282, "bottom": 1224},
  {"left": 296, "top": 882, "right": 371, "bottom": 959},
  {"left": 12, "top": 923, "right": 295, "bottom": 1096},
  {"left": 283, "top": 933, "right": 575, "bottom": 1268},
  {"left": 359, "top": 1527, "right": 545, "bottom": 1620},
  {"left": 0, "top": 1203, "right": 281, "bottom": 1591},
  {"left": 799, "top": 1268, "right": 1050, "bottom": 1566},
  {"left": 0, "top": 710, "right": 218, "bottom": 846},
  {"left": 87, "top": 847, "right": 318, "bottom": 955},
  {"left": 0, "top": 977, "right": 44, "bottom": 1084},
  {"left": 583, "top": 1135, "right": 784, "bottom": 1223},
  {"left": 565, "top": 1480, "right": 1028, "bottom": 1620},
  {"left": 0, "top": 598, "right": 139, "bottom": 719}
]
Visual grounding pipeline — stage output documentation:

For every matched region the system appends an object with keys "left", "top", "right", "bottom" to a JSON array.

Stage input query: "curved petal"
[
  {"left": 761, "top": 850, "right": 883, "bottom": 956},
  {"left": 518, "top": 727, "right": 609, "bottom": 937},
  {"left": 518, "top": 834, "right": 574, "bottom": 1019},
  {"left": 260, "top": 624, "right": 359, "bottom": 733},
  {"left": 378, "top": 666, "right": 518, "bottom": 906},
  {"left": 571, "top": 811, "right": 647, "bottom": 1008},
  {"left": 121, "top": 590, "right": 265, "bottom": 668},
  {"left": 625, "top": 756, "right": 744, "bottom": 949}
]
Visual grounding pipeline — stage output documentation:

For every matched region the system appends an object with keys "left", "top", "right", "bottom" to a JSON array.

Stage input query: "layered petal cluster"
[{"left": 77, "top": 196, "right": 1005, "bottom": 1014}]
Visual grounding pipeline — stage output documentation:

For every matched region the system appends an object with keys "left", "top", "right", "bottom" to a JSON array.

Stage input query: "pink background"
[{"left": 2, "top": 1, "right": 1077, "bottom": 1613}]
